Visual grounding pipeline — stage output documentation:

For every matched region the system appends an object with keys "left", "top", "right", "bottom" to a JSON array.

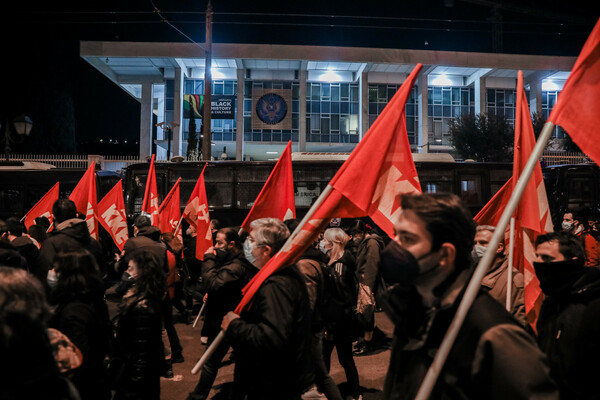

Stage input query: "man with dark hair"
[
  {"left": 187, "top": 227, "right": 258, "bottom": 400},
  {"left": 0, "top": 219, "right": 27, "bottom": 270},
  {"left": 36, "top": 199, "right": 104, "bottom": 288},
  {"left": 380, "top": 193, "right": 557, "bottom": 399},
  {"left": 3, "top": 217, "right": 39, "bottom": 271},
  {"left": 534, "top": 231, "right": 600, "bottom": 399},
  {"left": 221, "top": 217, "right": 313, "bottom": 400},
  {"left": 561, "top": 210, "right": 598, "bottom": 267}
]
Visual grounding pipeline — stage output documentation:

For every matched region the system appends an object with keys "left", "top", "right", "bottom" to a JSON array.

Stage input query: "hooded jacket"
[
  {"left": 36, "top": 218, "right": 104, "bottom": 284},
  {"left": 117, "top": 226, "right": 167, "bottom": 273},
  {"left": 536, "top": 265, "right": 600, "bottom": 399},
  {"left": 356, "top": 233, "right": 385, "bottom": 291}
]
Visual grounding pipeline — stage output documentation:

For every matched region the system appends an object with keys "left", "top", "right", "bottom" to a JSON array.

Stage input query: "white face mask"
[
  {"left": 243, "top": 238, "right": 256, "bottom": 265},
  {"left": 561, "top": 221, "right": 574, "bottom": 232},
  {"left": 318, "top": 240, "right": 329, "bottom": 254},
  {"left": 471, "top": 244, "right": 487, "bottom": 263},
  {"left": 47, "top": 269, "right": 59, "bottom": 289}
]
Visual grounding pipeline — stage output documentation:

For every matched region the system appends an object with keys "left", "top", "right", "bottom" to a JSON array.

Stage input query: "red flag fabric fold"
[
  {"left": 240, "top": 140, "right": 296, "bottom": 232},
  {"left": 23, "top": 182, "right": 59, "bottom": 230},
  {"left": 98, "top": 180, "right": 129, "bottom": 251},
  {"left": 236, "top": 63, "right": 423, "bottom": 313},
  {"left": 182, "top": 165, "right": 212, "bottom": 260},
  {"left": 158, "top": 178, "right": 182, "bottom": 237},
  {"left": 141, "top": 154, "right": 160, "bottom": 227},
  {"left": 69, "top": 162, "right": 99, "bottom": 240},
  {"left": 549, "top": 18, "right": 600, "bottom": 166}
]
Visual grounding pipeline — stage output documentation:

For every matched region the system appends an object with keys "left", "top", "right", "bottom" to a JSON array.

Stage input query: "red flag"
[
  {"left": 475, "top": 71, "right": 553, "bottom": 328},
  {"left": 158, "top": 178, "right": 182, "bottom": 236},
  {"left": 241, "top": 140, "right": 295, "bottom": 232},
  {"left": 69, "top": 162, "right": 99, "bottom": 240},
  {"left": 23, "top": 182, "right": 59, "bottom": 230},
  {"left": 181, "top": 165, "right": 212, "bottom": 260},
  {"left": 236, "top": 64, "right": 423, "bottom": 313},
  {"left": 98, "top": 180, "right": 129, "bottom": 251},
  {"left": 549, "top": 18, "right": 600, "bottom": 166},
  {"left": 141, "top": 154, "right": 160, "bottom": 227}
]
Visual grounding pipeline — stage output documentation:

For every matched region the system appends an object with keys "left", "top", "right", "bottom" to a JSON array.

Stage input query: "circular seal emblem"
[{"left": 256, "top": 93, "right": 288, "bottom": 125}]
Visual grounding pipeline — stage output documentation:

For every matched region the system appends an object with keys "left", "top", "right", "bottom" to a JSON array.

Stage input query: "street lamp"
[{"left": 1, "top": 114, "right": 33, "bottom": 162}]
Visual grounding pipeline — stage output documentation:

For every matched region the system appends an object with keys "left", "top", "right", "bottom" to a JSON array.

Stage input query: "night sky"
[{"left": 4, "top": 0, "right": 598, "bottom": 155}]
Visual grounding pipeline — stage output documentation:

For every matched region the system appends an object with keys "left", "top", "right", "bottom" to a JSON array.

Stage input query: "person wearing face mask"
[
  {"left": 561, "top": 210, "right": 599, "bottom": 267},
  {"left": 379, "top": 193, "right": 557, "bottom": 400},
  {"left": 472, "top": 225, "right": 527, "bottom": 327},
  {"left": 186, "top": 227, "right": 257, "bottom": 400},
  {"left": 221, "top": 218, "right": 313, "bottom": 400},
  {"left": 534, "top": 231, "right": 600, "bottom": 400}
]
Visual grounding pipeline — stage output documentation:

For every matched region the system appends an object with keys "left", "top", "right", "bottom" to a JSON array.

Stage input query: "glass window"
[
  {"left": 312, "top": 84, "right": 321, "bottom": 100},
  {"left": 460, "top": 175, "right": 483, "bottom": 206},
  {"left": 321, "top": 118, "right": 330, "bottom": 134},
  {"left": 321, "top": 83, "right": 331, "bottom": 99},
  {"left": 341, "top": 84, "right": 349, "bottom": 100},
  {"left": 331, "top": 84, "right": 340, "bottom": 101}
]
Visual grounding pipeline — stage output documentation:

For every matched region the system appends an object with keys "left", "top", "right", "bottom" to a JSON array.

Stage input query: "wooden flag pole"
[
  {"left": 191, "top": 184, "right": 335, "bottom": 374},
  {"left": 506, "top": 217, "right": 515, "bottom": 311},
  {"left": 192, "top": 301, "right": 206, "bottom": 328},
  {"left": 415, "top": 121, "right": 555, "bottom": 400}
]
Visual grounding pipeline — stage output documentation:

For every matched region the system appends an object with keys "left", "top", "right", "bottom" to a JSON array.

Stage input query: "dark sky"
[{"left": 4, "top": 1, "right": 598, "bottom": 154}]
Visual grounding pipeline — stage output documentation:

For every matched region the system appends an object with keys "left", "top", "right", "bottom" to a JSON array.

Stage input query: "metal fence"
[
  {"left": 540, "top": 151, "right": 592, "bottom": 166},
  {"left": 11, "top": 154, "right": 144, "bottom": 172}
]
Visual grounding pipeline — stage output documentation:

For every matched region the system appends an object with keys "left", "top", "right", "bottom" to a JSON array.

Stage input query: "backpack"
[{"left": 320, "top": 261, "right": 357, "bottom": 324}]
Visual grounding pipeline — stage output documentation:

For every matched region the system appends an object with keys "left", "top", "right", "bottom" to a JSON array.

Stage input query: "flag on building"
[
  {"left": 182, "top": 164, "right": 212, "bottom": 260},
  {"left": 241, "top": 140, "right": 295, "bottom": 232},
  {"left": 158, "top": 178, "right": 182, "bottom": 238},
  {"left": 23, "top": 182, "right": 59, "bottom": 230},
  {"left": 98, "top": 180, "right": 129, "bottom": 251},
  {"left": 236, "top": 63, "right": 423, "bottom": 313},
  {"left": 549, "top": 17, "right": 600, "bottom": 166},
  {"left": 69, "top": 162, "right": 99, "bottom": 240},
  {"left": 141, "top": 154, "right": 160, "bottom": 227}
]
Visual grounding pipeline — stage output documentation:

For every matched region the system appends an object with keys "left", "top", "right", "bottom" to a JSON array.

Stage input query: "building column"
[
  {"left": 139, "top": 82, "right": 154, "bottom": 159},
  {"left": 417, "top": 72, "right": 429, "bottom": 153},
  {"left": 172, "top": 67, "right": 184, "bottom": 158},
  {"left": 299, "top": 69, "right": 307, "bottom": 152},
  {"left": 236, "top": 68, "right": 245, "bottom": 161},
  {"left": 474, "top": 76, "right": 487, "bottom": 115},
  {"left": 359, "top": 71, "right": 369, "bottom": 140},
  {"left": 529, "top": 80, "right": 543, "bottom": 115}
]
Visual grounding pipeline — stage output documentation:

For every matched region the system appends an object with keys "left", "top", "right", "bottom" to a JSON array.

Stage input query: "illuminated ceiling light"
[
  {"left": 210, "top": 67, "right": 225, "bottom": 79},
  {"left": 266, "top": 151, "right": 279, "bottom": 154},
  {"left": 431, "top": 74, "right": 453, "bottom": 86},
  {"left": 320, "top": 70, "right": 343, "bottom": 82},
  {"left": 542, "top": 79, "right": 560, "bottom": 91}
]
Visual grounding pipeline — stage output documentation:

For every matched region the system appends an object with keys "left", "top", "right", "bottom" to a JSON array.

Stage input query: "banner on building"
[
  {"left": 251, "top": 88, "right": 292, "bottom": 131},
  {"left": 184, "top": 94, "right": 235, "bottom": 119}
]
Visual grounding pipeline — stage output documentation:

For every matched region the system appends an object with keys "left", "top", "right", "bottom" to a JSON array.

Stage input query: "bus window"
[
  {"left": 130, "top": 173, "right": 166, "bottom": 214},
  {"left": 460, "top": 175, "right": 483, "bottom": 206},
  {"left": 567, "top": 176, "right": 594, "bottom": 210},
  {"left": 206, "top": 182, "right": 233, "bottom": 209},
  {"left": 423, "top": 182, "right": 453, "bottom": 194},
  {"left": 236, "top": 182, "right": 266, "bottom": 209}
]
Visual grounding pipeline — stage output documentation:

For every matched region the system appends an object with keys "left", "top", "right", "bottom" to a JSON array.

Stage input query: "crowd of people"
[{"left": 1, "top": 193, "right": 600, "bottom": 399}]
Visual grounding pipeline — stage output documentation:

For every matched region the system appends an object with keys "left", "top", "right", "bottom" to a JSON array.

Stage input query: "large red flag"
[
  {"left": 158, "top": 178, "right": 182, "bottom": 236},
  {"left": 141, "top": 154, "right": 160, "bottom": 227},
  {"left": 241, "top": 140, "right": 295, "bottom": 232},
  {"left": 98, "top": 180, "right": 129, "bottom": 251},
  {"left": 182, "top": 165, "right": 212, "bottom": 260},
  {"left": 236, "top": 64, "right": 423, "bottom": 313},
  {"left": 23, "top": 182, "right": 59, "bottom": 230},
  {"left": 475, "top": 71, "right": 553, "bottom": 328},
  {"left": 549, "top": 18, "right": 600, "bottom": 166},
  {"left": 69, "top": 162, "right": 99, "bottom": 240}
]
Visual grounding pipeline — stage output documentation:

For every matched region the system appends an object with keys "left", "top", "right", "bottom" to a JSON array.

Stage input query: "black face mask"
[
  {"left": 214, "top": 247, "right": 229, "bottom": 265},
  {"left": 533, "top": 258, "right": 586, "bottom": 296},
  {"left": 381, "top": 240, "right": 436, "bottom": 285}
]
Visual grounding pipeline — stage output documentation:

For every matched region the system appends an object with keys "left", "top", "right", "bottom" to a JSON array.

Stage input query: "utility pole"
[{"left": 202, "top": 0, "right": 213, "bottom": 160}]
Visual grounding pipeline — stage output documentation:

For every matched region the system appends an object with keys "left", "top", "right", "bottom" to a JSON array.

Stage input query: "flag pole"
[
  {"left": 506, "top": 217, "right": 515, "bottom": 311},
  {"left": 191, "top": 184, "right": 335, "bottom": 374},
  {"left": 415, "top": 121, "right": 555, "bottom": 400}
]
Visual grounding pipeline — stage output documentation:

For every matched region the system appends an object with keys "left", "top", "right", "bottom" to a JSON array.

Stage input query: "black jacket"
[
  {"left": 201, "top": 249, "right": 258, "bottom": 340},
  {"left": 0, "top": 239, "right": 27, "bottom": 270},
  {"left": 355, "top": 234, "right": 385, "bottom": 291},
  {"left": 114, "top": 295, "right": 164, "bottom": 400},
  {"left": 117, "top": 226, "right": 167, "bottom": 273},
  {"left": 536, "top": 267, "right": 600, "bottom": 399},
  {"left": 225, "top": 266, "right": 313, "bottom": 400},
  {"left": 11, "top": 235, "right": 40, "bottom": 271},
  {"left": 36, "top": 219, "right": 104, "bottom": 284},
  {"left": 321, "top": 250, "right": 358, "bottom": 336}
]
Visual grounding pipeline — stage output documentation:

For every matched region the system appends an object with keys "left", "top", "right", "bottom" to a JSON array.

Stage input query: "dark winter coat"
[
  {"left": 355, "top": 234, "right": 385, "bottom": 291},
  {"left": 201, "top": 249, "right": 258, "bottom": 341},
  {"left": 117, "top": 226, "right": 167, "bottom": 273},
  {"left": 322, "top": 250, "right": 358, "bottom": 339},
  {"left": 225, "top": 265, "right": 313, "bottom": 400},
  {"left": 36, "top": 219, "right": 104, "bottom": 284},
  {"left": 113, "top": 294, "right": 164, "bottom": 400},
  {"left": 382, "top": 268, "right": 558, "bottom": 400},
  {"left": 0, "top": 239, "right": 27, "bottom": 270},
  {"left": 536, "top": 267, "right": 600, "bottom": 399},
  {"left": 50, "top": 292, "right": 111, "bottom": 400},
  {"left": 11, "top": 235, "right": 40, "bottom": 271}
]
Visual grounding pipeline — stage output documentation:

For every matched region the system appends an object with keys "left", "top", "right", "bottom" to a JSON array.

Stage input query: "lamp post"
[{"left": 2, "top": 114, "right": 33, "bottom": 162}]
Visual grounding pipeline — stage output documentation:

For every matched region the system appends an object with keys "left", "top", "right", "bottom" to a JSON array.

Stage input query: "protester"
[
  {"left": 182, "top": 223, "right": 204, "bottom": 320},
  {"left": 49, "top": 250, "right": 111, "bottom": 400},
  {"left": 36, "top": 199, "right": 104, "bottom": 290},
  {"left": 534, "top": 231, "right": 600, "bottom": 399},
  {"left": 113, "top": 251, "right": 166, "bottom": 400},
  {"left": 348, "top": 219, "right": 386, "bottom": 355},
  {"left": 472, "top": 224, "right": 527, "bottom": 326},
  {"left": 0, "top": 266, "right": 81, "bottom": 400},
  {"left": 187, "top": 227, "right": 258, "bottom": 400},
  {"left": 561, "top": 210, "right": 599, "bottom": 267},
  {"left": 3, "top": 217, "right": 40, "bottom": 267},
  {"left": 320, "top": 228, "right": 361, "bottom": 400},
  {"left": 221, "top": 218, "right": 313, "bottom": 400},
  {"left": 162, "top": 231, "right": 188, "bottom": 323},
  {"left": 380, "top": 192, "right": 557, "bottom": 399}
]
